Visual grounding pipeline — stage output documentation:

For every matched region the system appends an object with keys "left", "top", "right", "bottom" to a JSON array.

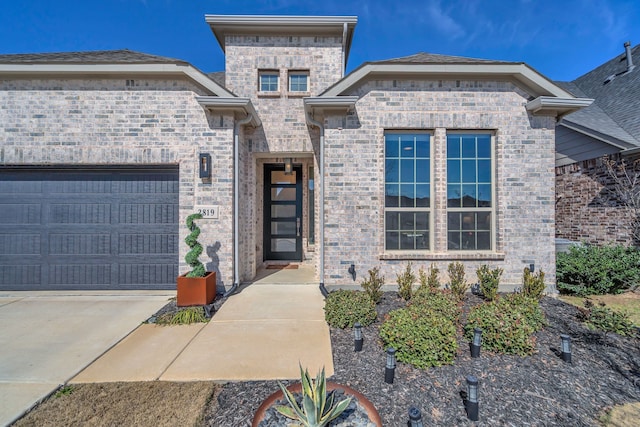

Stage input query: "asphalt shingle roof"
[
  {"left": 560, "top": 44, "right": 640, "bottom": 147},
  {"left": 0, "top": 49, "right": 189, "bottom": 65},
  {"left": 372, "top": 52, "right": 517, "bottom": 65}
]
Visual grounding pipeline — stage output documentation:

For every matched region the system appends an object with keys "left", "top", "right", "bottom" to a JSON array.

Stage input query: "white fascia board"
[
  {"left": 303, "top": 96, "right": 359, "bottom": 116},
  {"left": 0, "top": 63, "right": 233, "bottom": 97},
  {"left": 196, "top": 96, "right": 261, "bottom": 127},
  {"left": 526, "top": 96, "right": 594, "bottom": 116},
  {"left": 205, "top": 15, "right": 358, "bottom": 26},
  {"left": 322, "top": 63, "right": 576, "bottom": 98}
]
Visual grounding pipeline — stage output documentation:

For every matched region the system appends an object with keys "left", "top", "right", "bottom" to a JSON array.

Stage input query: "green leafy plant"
[
  {"left": 397, "top": 262, "right": 416, "bottom": 301},
  {"left": 578, "top": 300, "right": 634, "bottom": 336},
  {"left": 275, "top": 365, "right": 351, "bottom": 427},
  {"left": 464, "top": 293, "right": 546, "bottom": 356},
  {"left": 324, "top": 290, "right": 377, "bottom": 328},
  {"left": 476, "top": 265, "right": 502, "bottom": 301},
  {"left": 522, "top": 267, "right": 545, "bottom": 300},
  {"left": 556, "top": 244, "right": 640, "bottom": 296},
  {"left": 417, "top": 263, "right": 440, "bottom": 293},
  {"left": 380, "top": 290, "right": 460, "bottom": 368},
  {"left": 360, "top": 266, "right": 385, "bottom": 303},
  {"left": 184, "top": 213, "right": 206, "bottom": 278},
  {"left": 447, "top": 261, "right": 469, "bottom": 300},
  {"left": 55, "top": 385, "right": 74, "bottom": 398}
]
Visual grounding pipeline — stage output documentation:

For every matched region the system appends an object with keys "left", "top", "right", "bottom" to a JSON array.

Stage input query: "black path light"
[
  {"left": 471, "top": 327, "right": 482, "bottom": 358},
  {"left": 465, "top": 375, "right": 479, "bottom": 421},
  {"left": 385, "top": 347, "right": 396, "bottom": 384},
  {"left": 560, "top": 334, "right": 572, "bottom": 363},
  {"left": 408, "top": 407, "right": 424, "bottom": 427},
  {"left": 354, "top": 322, "right": 363, "bottom": 352}
]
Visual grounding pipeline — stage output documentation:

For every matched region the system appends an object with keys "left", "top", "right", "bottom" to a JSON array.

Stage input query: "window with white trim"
[
  {"left": 384, "top": 133, "right": 431, "bottom": 250},
  {"left": 288, "top": 72, "right": 309, "bottom": 92},
  {"left": 259, "top": 71, "right": 279, "bottom": 92},
  {"left": 446, "top": 133, "right": 493, "bottom": 251}
]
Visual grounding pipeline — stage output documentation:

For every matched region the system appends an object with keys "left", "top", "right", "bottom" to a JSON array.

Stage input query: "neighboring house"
[
  {"left": 555, "top": 42, "right": 640, "bottom": 245},
  {"left": 0, "top": 14, "right": 591, "bottom": 293}
]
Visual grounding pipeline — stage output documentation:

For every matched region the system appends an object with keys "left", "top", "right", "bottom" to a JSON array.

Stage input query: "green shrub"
[
  {"left": 397, "top": 262, "right": 416, "bottom": 301},
  {"left": 184, "top": 213, "right": 206, "bottom": 278},
  {"left": 464, "top": 293, "right": 546, "bottom": 356},
  {"left": 522, "top": 267, "right": 545, "bottom": 300},
  {"left": 324, "top": 290, "right": 377, "bottom": 328},
  {"left": 556, "top": 244, "right": 640, "bottom": 296},
  {"left": 476, "top": 265, "right": 503, "bottom": 301},
  {"left": 578, "top": 300, "right": 634, "bottom": 336},
  {"left": 360, "top": 267, "right": 385, "bottom": 304},
  {"left": 380, "top": 290, "right": 460, "bottom": 369},
  {"left": 417, "top": 263, "right": 440, "bottom": 293},
  {"left": 157, "top": 307, "right": 209, "bottom": 325},
  {"left": 447, "top": 261, "right": 469, "bottom": 300}
]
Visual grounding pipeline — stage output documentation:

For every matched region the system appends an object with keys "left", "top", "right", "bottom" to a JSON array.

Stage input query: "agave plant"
[{"left": 275, "top": 365, "right": 352, "bottom": 427}]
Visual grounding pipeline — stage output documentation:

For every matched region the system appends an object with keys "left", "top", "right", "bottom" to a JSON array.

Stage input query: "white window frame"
[
  {"left": 445, "top": 132, "right": 496, "bottom": 252},
  {"left": 259, "top": 71, "right": 279, "bottom": 92},
  {"left": 288, "top": 71, "right": 309, "bottom": 93},
  {"left": 384, "top": 131, "right": 434, "bottom": 252}
]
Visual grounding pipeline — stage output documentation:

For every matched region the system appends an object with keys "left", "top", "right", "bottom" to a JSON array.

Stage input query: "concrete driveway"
[{"left": 0, "top": 291, "right": 171, "bottom": 426}]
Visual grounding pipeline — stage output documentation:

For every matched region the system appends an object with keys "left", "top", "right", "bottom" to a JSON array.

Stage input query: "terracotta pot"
[
  {"left": 252, "top": 381, "right": 381, "bottom": 427},
  {"left": 176, "top": 271, "right": 216, "bottom": 307}
]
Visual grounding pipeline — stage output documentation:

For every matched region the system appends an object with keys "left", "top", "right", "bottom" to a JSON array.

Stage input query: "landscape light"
[
  {"left": 471, "top": 327, "right": 482, "bottom": 358},
  {"left": 385, "top": 347, "right": 396, "bottom": 384},
  {"left": 560, "top": 334, "right": 572, "bottom": 363},
  {"left": 466, "top": 375, "right": 479, "bottom": 421},
  {"left": 354, "top": 322, "right": 363, "bottom": 352},
  {"left": 408, "top": 407, "right": 424, "bottom": 427}
]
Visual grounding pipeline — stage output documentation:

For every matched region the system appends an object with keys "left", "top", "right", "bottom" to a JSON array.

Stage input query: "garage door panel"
[{"left": 0, "top": 168, "right": 179, "bottom": 290}]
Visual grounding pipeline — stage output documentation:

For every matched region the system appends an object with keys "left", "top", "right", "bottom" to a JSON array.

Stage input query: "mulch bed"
[{"left": 203, "top": 292, "right": 640, "bottom": 426}]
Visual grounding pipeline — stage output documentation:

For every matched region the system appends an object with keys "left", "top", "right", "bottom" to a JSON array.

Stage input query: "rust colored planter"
[
  {"left": 176, "top": 271, "right": 216, "bottom": 307},
  {"left": 252, "top": 381, "right": 381, "bottom": 426}
]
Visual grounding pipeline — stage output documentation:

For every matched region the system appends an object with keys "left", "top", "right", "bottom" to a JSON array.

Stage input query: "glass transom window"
[
  {"left": 385, "top": 133, "right": 431, "bottom": 250},
  {"left": 289, "top": 73, "right": 309, "bottom": 92},
  {"left": 259, "top": 72, "right": 279, "bottom": 92},
  {"left": 446, "top": 133, "right": 493, "bottom": 250}
]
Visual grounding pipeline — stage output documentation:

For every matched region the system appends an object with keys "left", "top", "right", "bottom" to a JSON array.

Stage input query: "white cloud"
[{"left": 426, "top": 0, "right": 466, "bottom": 39}]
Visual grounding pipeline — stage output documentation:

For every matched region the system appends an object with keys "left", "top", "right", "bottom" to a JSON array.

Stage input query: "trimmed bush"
[
  {"left": 556, "top": 244, "right": 640, "bottom": 296},
  {"left": 447, "top": 261, "right": 469, "bottom": 300},
  {"left": 324, "top": 290, "right": 377, "bottom": 328},
  {"left": 476, "top": 265, "right": 503, "bottom": 301},
  {"left": 522, "top": 267, "right": 545, "bottom": 300},
  {"left": 417, "top": 263, "right": 440, "bottom": 293},
  {"left": 397, "top": 262, "right": 416, "bottom": 301},
  {"left": 360, "top": 267, "right": 384, "bottom": 303},
  {"left": 380, "top": 290, "right": 460, "bottom": 369},
  {"left": 464, "top": 293, "right": 546, "bottom": 356},
  {"left": 578, "top": 300, "right": 634, "bottom": 336}
]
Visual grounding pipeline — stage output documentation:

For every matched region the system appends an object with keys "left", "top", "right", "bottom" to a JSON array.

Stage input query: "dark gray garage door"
[{"left": 0, "top": 168, "right": 179, "bottom": 290}]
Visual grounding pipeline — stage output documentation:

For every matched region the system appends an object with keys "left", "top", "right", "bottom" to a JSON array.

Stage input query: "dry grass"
[
  {"left": 13, "top": 382, "right": 218, "bottom": 427},
  {"left": 559, "top": 291, "right": 640, "bottom": 326},
  {"left": 600, "top": 402, "right": 640, "bottom": 426}
]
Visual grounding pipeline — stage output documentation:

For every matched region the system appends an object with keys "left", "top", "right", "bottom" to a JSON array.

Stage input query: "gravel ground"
[{"left": 204, "top": 292, "right": 640, "bottom": 427}]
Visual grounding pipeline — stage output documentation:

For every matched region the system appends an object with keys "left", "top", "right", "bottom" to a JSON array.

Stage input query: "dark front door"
[{"left": 264, "top": 164, "right": 302, "bottom": 261}]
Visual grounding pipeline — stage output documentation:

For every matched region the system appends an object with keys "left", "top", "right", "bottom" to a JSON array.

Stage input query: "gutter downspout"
[
  {"left": 223, "top": 113, "right": 254, "bottom": 298},
  {"left": 341, "top": 22, "right": 347, "bottom": 78},
  {"left": 306, "top": 112, "right": 328, "bottom": 297}
]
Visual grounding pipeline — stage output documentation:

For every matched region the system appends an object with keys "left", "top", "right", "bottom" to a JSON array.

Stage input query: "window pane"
[
  {"left": 478, "top": 184, "right": 491, "bottom": 207},
  {"left": 462, "top": 160, "right": 476, "bottom": 182},
  {"left": 400, "top": 232, "right": 414, "bottom": 250},
  {"left": 461, "top": 212, "right": 475, "bottom": 230},
  {"left": 448, "top": 231, "right": 461, "bottom": 250},
  {"left": 400, "top": 159, "right": 414, "bottom": 182},
  {"left": 447, "top": 136, "right": 460, "bottom": 158},
  {"left": 447, "top": 184, "right": 461, "bottom": 207},
  {"left": 477, "top": 212, "right": 491, "bottom": 230},
  {"left": 416, "top": 160, "right": 430, "bottom": 182},
  {"left": 260, "top": 74, "right": 278, "bottom": 91},
  {"left": 462, "top": 184, "right": 477, "bottom": 207},
  {"left": 415, "top": 136, "right": 430, "bottom": 157},
  {"left": 271, "top": 205, "right": 295, "bottom": 218},
  {"left": 415, "top": 212, "right": 429, "bottom": 230},
  {"left": 271, "top": 221, "right": 296, "bottom": 235},
  {"left": 385, "top": 184, "right": 399, "bottom": 207},
  {"left": 478, "top": 160, "right": 491, "bottom": 182},
  {"left": 400, "top": 184, "right": 414, "bottom": 207},
  {"left": 415, "top": 184, "right": 430, "bottom": 207},
  {"left": 400, "top": 137, "right": 414, "bottom": 157},
  {"left": 477, "top": 135, "right": 491, "bottom": 158},
  {"left": 462, "top": 136, "right": 476, "bottom": 157},
  {"left": 271, "top": 171, "right": 295, "bottom": 184},
  {"left": 385, "top": 159, "right": 398, "bottom": 183},
  {"left": 400, "top": 212, "right": 414, "bottom": 228},
  {"left": 386, "top": 232, "right": 399, "bottom": 250},
  {"left": 461, "top": 231, "right": 476, "bottom": 250},
  {"left": 385, "top": 136, "right": 399, "bottom": 158},
  {"left": 447, "top": 160, "right": 461, "bottom": 183},
  {"left": 416, "top": 233, "right": 429, "bottom": 249},
  {"left": 289, "top": 74, "right": 308, "bottom": 92},
  {"left": 271, "top": 238, "right": 295, "bottom": 252},
  {"left": 271, "top": 187, "right": 295, "bottom": 201},
  {"left": 477, "top": 232, "right": 491, "bottom": 250},
  {"left": 385, "top": 211, "right": 399, "bottom": 230}
]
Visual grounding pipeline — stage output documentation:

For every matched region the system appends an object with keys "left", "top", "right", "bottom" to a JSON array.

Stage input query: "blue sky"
[{"left": 1, "top": 0, "right": 638, "bottom": 81}]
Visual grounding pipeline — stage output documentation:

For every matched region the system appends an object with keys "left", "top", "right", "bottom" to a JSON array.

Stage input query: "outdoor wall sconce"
[
  {"left": 199, "top": 153, "right": 211, "bottom": 178},
  {"left": 465, "top": 375, "right": 479, "bottom": 421},
  {"left": 560, "top": 334, "right": 572, "bottom": 363},
  {"left": 385, "top": 347, "right": 396, "bottom": 384},
  {"left": 529, "top": 263, "right": 535, "bottom": 273},
  {"left": 348, "top": 263, "right": 356, "bottom": 281},
  {"left": 354, "top": 322, "right": 363, "bottom": 352},
  {"left": 471, "top": 327, "right": 482, "bottom": 358},
  {"left": 284, "top": 157, "right": 293, "bottom": 175},
  {"left": 408, "top": 407, "right": 424, "bottom": 427}
]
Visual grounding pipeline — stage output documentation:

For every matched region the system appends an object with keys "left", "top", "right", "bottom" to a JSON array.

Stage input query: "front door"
[{"left": 264, "top": 164, "right": 303, "bottom": 261}]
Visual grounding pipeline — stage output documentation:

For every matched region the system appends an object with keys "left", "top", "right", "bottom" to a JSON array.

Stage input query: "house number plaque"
[{"left": 195, "top": 205, "right": 219, "bottom": 219}]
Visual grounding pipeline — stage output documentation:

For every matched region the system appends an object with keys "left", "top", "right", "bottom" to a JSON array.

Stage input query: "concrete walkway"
[
  {"left": 0, "top": 292, "right": 171, "bottom": 427},
  {"left": 72, "top": 283, "right": 333, "bottom": 383}
]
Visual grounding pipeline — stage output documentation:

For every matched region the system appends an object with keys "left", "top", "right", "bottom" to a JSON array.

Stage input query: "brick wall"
[{"left": 0, "top": 78, "right": 236, "bottom": 290}]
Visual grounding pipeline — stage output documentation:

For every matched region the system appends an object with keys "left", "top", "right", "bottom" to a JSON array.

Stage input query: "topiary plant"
[
  {"left": 397, "top": 262, "right": 416, "bottom": 301},
  {"left": 522, "top": 267, "right": 545, "bottom": 300},
  {"left": 476, "top": 265, "right": 503, "bottom": 301},
  {"left": 324, "top": 290, "right": 377, "bottom": 328},
  {"left": 184, "top": 213, "right": 206, "bottom": 278},
  {"left": 360, "top": 267, "right": 384, "bottom": 303},
  {"left": 447, "top": 261, "right": 469, "bottom": 300}
]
